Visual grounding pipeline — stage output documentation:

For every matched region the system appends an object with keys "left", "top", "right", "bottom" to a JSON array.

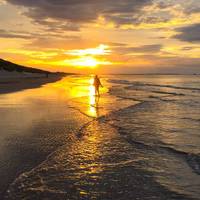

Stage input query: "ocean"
[{"left": 0, "top": 75, "right": 200, "bottom": 200}]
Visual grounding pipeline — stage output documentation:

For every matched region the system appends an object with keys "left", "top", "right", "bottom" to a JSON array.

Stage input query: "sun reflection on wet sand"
[
  {"left": 52, "top": 76, "right": 105, "bottom": 118},
  {"left": 50, "top": 75, "right": 129, "bottom": 119},
  {"left": 88, "top": 78, "right": 99, "bottom": 118}
]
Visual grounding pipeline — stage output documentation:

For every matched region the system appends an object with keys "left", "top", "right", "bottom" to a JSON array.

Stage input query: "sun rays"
[{"left": 63, "top": 44, "right": 112, "bottom": 68}]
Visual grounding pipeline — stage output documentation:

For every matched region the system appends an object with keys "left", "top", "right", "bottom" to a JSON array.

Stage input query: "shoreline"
[
  {"left": 1, "top": 75, "right": 199, "bottom": 200},
  {"left": 0, "top": 75, "right": 64, "bottom": 94},
  {"left": 0, "top": 74, "right": 68, "bottom": 198},
  {"left": 5, "top": 103, "right": 191, "bottom": 200}
]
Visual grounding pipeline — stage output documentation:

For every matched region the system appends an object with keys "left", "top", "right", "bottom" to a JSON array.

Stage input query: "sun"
[
  {"left": 69, "top": 56, "right": 112, "bottom": 68},
  {"left": 61, "top": 56, "right": 112, "bottom": 68},
  {"left": 72, "top": 57, "right": 99, "bottom": 68},
  {"left": 55, "top": 44, "right": 112, "bottom": 68}
]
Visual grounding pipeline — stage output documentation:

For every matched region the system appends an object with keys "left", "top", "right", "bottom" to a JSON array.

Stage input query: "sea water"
[{"left": 0, "top": 75, "right": 200, "bottom": 200}]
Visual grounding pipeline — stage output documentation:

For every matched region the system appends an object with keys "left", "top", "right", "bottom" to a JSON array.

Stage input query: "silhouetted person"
[{"left": 93, "top": 75, "right": 103, "bottom": 96}]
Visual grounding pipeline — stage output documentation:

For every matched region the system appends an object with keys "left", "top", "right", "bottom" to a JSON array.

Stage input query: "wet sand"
[
  {"left": 1, "top": 75, "right": 200, "bottom": 200},
  {"left": 0, "top": 75, "right": 134, "bottom": 199},
  {"left": 0, "top": 75, "right": 63, "bottom": 94},
  {"left": 0, "top": 79, "right": 80, "bottom": 198},
  {"left": 0, "top": 75, "right": 65, "bottom": 198}
]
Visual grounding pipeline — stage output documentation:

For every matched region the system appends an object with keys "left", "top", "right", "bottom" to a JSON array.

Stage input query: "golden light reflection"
[
  {"left": 88, "top": 77, "right": 99, "bottom": 118},
  {"left": 52, "top": 76, "right": 102, "bottom": 118}
]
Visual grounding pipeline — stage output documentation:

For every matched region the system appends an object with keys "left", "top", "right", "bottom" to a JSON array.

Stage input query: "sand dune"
[{"left": 0, "top": 70, "right": 46, "bottom": 79}]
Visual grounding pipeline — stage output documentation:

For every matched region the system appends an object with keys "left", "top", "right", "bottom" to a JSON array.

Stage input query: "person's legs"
[
  {"left": 97, "top": 87, "right": 100, "bottom": 96},
  {"left": 95, "top": 86, "right": 99, "bottom": 96},
  {"left": 94, "top": 86, "right": 97, "bottom": 96}
]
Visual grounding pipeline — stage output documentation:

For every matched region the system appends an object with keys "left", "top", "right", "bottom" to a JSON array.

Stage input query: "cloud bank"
[
  {"left": 6, "top": 0, "right": 153, "bottom": 30},
  {"left": 174, "top": 23, "right": 200, "bottom": 42}
]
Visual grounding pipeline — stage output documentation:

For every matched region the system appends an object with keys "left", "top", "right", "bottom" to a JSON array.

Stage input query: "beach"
[
  {"left": 0, "top": 75, "right": 200, "bottom": 200},
  {"left": 0, "top": 71, "right": 63, "bottom": 94}
]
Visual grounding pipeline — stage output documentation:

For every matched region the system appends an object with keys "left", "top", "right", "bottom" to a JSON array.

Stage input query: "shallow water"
[{"left": 0, "top": 75, "right": 200, "bottom": 199}]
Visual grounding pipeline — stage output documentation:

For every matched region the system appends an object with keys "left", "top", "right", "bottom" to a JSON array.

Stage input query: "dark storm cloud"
[
  {"left": 6, "top": 0, "right": 153, "bottom": 30},
  {"left": 174, "top": 23, "right": 200, "bottom": 42}
]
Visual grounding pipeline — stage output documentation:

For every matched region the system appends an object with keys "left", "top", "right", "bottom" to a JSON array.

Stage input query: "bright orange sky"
[{"left": 0, "top": 0, "right": 200, "bottom": 74}]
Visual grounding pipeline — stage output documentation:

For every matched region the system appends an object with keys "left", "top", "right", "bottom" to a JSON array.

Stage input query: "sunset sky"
[{"left": 0, "top": 0, "right": 200, "bottom": 74}]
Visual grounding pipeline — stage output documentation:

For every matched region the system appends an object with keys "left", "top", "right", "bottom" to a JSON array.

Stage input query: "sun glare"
[
  {"left": 72, "top": 57, "right": 98, "bottom": 68},
  {"left": 61, "top": 44, "right": 112, "bottom": 68},
  {"left": 61, "top": 56, "right": 111, "bottom": 68},
  {"left": 65, "top": 44, "right": 111, "bottom": 56},
  {"left": 44, "top": 44, "right": 112, "bottom": 68},
  {"left": 61, "top": 57, "right": 99, "bottom": 68}
]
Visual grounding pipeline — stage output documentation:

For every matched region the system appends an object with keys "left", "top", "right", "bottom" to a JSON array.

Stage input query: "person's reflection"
[
  {"left": 93, "top": 94, "right": 100, "bottom": 117},
  {"left": 89, "top": 79, "right": 100, "bottom": 117}
]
